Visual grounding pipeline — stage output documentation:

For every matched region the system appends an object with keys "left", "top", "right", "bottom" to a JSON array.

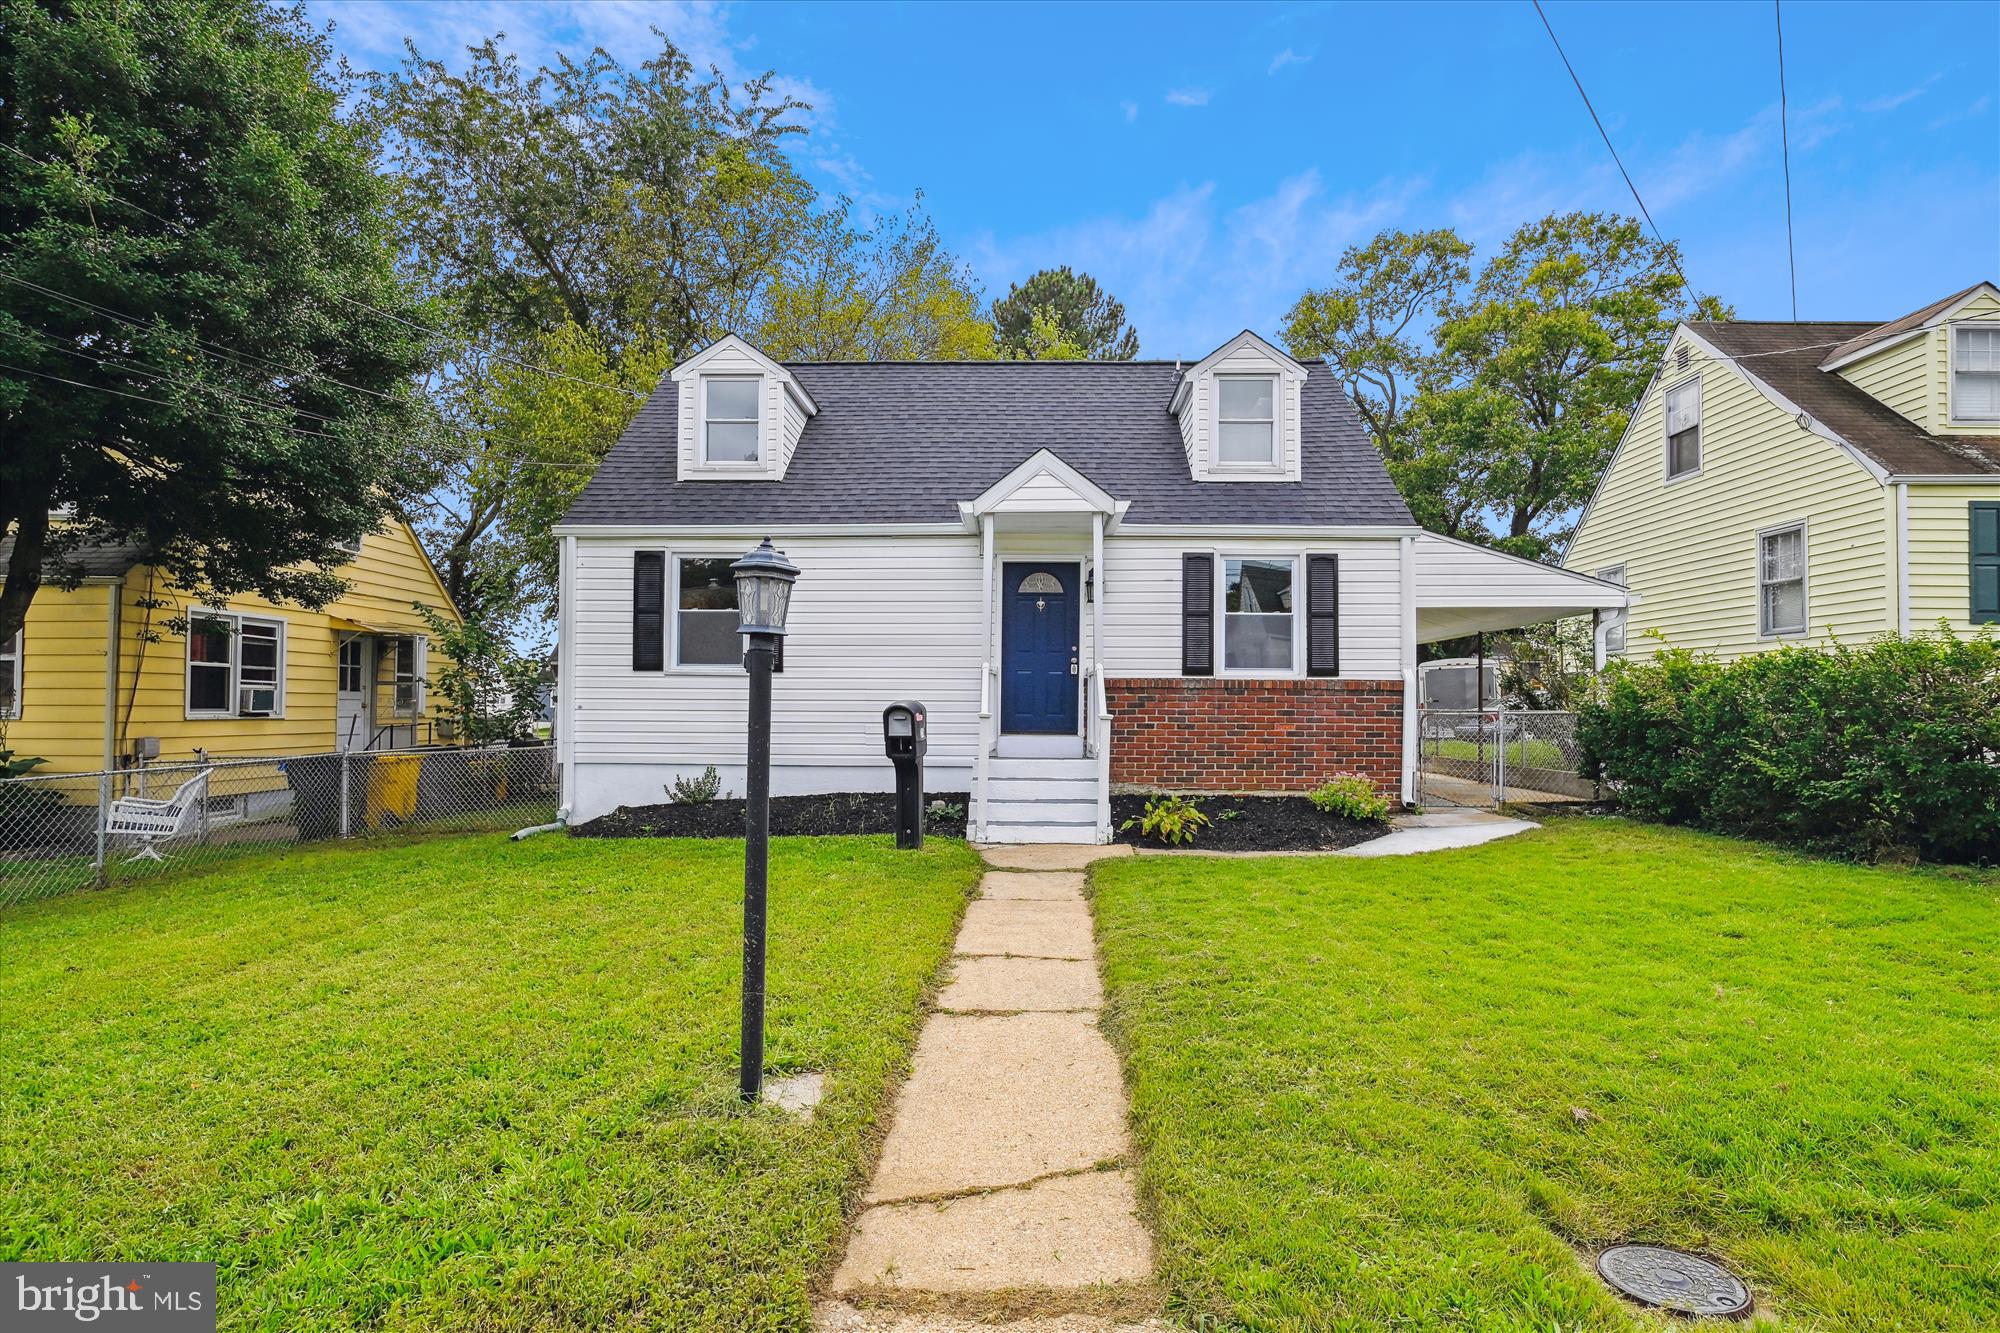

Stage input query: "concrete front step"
[
  {"left": 981, "top": 820, "right": 1106, "bottom": 845},
  {"left": 987, "top": 775, "right": 1099, "bottom": 802}
]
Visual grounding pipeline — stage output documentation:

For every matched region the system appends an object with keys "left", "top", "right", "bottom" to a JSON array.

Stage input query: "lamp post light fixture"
[{"left": 731, "top": 537, "right": 800, "bottom": 1103}]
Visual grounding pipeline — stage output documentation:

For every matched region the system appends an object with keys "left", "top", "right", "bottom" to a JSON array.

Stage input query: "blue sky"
[{"left": 308, "top": 0, "right": 1998, "bottom": 357}]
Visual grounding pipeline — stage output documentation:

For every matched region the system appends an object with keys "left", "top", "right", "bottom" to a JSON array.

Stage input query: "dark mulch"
[
  {"left": 1111, "top": 793, "right": 1387, "bottom": 852},
  {"left": 570, "top": 792, "right": 970, "bottom": 840}
]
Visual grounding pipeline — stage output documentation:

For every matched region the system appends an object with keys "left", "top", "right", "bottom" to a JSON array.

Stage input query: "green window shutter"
[{"left": 1973, "top": 502, "right": 2000, "bottom": 625}]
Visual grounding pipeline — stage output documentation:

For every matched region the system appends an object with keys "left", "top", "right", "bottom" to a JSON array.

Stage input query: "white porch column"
[
  {"left": 975, "top": 515, "right": 995, "bottom": 839},
  {"left": 1090, "top": 512, "right": 1105, "bottom": 676},
  {"left": 1399, "top": 534, "right": 1418, "bottom": 807}
]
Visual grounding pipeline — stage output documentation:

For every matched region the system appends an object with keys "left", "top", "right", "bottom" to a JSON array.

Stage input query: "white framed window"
[
  {"left": 1215, "top": 375, "right": 1277, "bottom": 466},
  {"left": 1757, "top": 523, "right": 1808, "bottom": 638},
  {"left": 332, "top": 534, "right": 363, "bottom": 560},
  {"left": 185, "top": 610, "right": 286, "bottom": 718},
  {"left": 337, "top": 637, "right": 366, "bottom": 693},
  {"left": 1950, "top": 325, "right": 2000, "bottom": 423},
  {"left": 701, "top": 376, "right": 762, "bottom": 464},
  {"left": 0, "top": 630, "right": 19, "bottom": 719},
  {"left": 1664, "top": 378, "right": 1701, "bottom": 478},
  {"left": 1219, "top": 555, "right": 1297, "bottom": 673},
  {"left": 1596, "top": 564, "right": 1628, "bottom": 657},
  {"left": 674, "top": 555, "right": 741, "bottom": 668}
]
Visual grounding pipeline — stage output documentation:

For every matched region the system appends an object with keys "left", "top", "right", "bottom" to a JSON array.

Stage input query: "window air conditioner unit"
[{"left": 239, "top": 685, "right": 278, "bottom": 715}]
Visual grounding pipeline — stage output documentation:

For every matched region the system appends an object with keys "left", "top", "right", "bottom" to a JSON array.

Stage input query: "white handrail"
[
  {"left": 1089, "top": 668, "right": 1111, "bottom": 843},
  {"left": 974, "top": 662, "right": 995, "bottom": 841}
]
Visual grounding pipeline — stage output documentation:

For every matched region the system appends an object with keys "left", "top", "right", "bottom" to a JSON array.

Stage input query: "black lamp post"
[{"left": 731, "top": 537, "right": 799, "bottom": 1103}]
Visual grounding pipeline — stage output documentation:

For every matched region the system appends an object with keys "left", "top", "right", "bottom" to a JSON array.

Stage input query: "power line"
[
  {"left": 1529, "top": 0, "right": 1698, "bottom": 302},
  {"left": 1775, "top": 0, "right": 1799, "bottom": 319},
  {"left": 0, "top": 357, "right": 343, "bottom": 440},
  {"left": 1, "top": 139, "right": 646, "bottom": 401}
]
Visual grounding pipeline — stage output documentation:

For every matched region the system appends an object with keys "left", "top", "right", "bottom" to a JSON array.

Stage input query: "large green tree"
[
  {"left": 991, "top": 266, "right": 1139, "bottom": 360},
  {"left": 0, "top": 0, "right": 437, "bottom": 648}
]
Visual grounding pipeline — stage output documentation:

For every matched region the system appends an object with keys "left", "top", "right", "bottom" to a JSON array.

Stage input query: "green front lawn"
[
  {"left": 0, "top": 832, "right": 983, "bottom": 1330},
  {"left": 1092, "top": 820, "right": 2000, "bottom": 1331}
]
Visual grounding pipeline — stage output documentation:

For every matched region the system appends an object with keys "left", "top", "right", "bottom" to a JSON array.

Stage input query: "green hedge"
[{"left": 1577, "top": 633, "right": 2000, "bottom": 863}]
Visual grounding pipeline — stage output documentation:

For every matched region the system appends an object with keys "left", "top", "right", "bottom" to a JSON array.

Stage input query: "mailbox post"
[{"left": 882, "top": 701, "right": 928, "bottom": 850}]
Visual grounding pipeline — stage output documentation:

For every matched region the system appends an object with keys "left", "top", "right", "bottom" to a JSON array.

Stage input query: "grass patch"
[
  {"left": 0, "top": 831, "right": 984, "bottom": 1330},
  {"left": 1432, "top": 737, "right": 1568, "bottom": 769},
  {"left": 1091, "top": 819, "right": 2000, "bottom": 1330}
]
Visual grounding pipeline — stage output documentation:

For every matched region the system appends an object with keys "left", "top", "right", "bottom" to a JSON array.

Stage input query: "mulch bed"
[
  {"left": 1111, "top": 793, "right": 1386, "bottom": 853},
  {"left": 570, "top": 792, "right": 970, "bottom": 840}
]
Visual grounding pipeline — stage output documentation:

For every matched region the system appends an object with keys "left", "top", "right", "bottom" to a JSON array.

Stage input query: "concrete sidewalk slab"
[
  {"left": 956, "top": 898, "right": 1097, "bottom": 959},
  {"left": 865, "top": 1012, "right": 1129, "bottom": 1202},
  {"left": 980, "top": 870, "right": 1088, "bottom": 900},
  {"left": 977, "top": 844, "right": 1133, "bottom": 871},
  {"left": 817, "top": 1306, "right": 1166, "bottom": 1332},
  {"left": 832, "top": 1169, "right": 1152, "bottom": 1295},
  {"left": 1339, "top": 810, "right": 1536, "bottom": 857},
  {"left": 939, "top": 955, "right": 1104, "bottom": 1013}
]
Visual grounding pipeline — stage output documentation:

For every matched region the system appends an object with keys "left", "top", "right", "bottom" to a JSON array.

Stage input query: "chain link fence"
[
  {"left": 0, "top": 744, "right": 557, "bottom": 907},
  {"left": 1416, "top": 709, "right": 1593, "bottom": 809}
]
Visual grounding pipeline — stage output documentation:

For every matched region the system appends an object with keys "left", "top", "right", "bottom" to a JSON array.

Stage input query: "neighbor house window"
[
  {"left": 1221, "top": 556, "right": 1295, "bottom": 672},
  {"left": 0, "top": 630, "right": 18, "bottom": 719},
  {"left": 1215, "top": 375, "right": 1277, "bottom": 465},
  {"left": 186, "top": 611, "right": 285, "bottom": 717},
  {"left": 1951, "top": 326, "right": 2000, "bottom": 422},
  {"left": 702, "top": 376, "right": 761, "bottom": 463},
  {"left": 1596, "top": 565, "right": 1628, "bottom": 657},
  {"left": 1665, "top": 378, "right": 1702, "bottom": 477},
  {"left": 675, "top": 555, "right": 740, "bottom": 666},
  {"left": 1758, "top": 524, "right": 1807, "bottom": 637}
]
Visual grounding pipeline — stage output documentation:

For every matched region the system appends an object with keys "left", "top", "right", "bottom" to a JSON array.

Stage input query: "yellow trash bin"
[{"left": 364, "top": 753, "right": 422, "bottom": 829}]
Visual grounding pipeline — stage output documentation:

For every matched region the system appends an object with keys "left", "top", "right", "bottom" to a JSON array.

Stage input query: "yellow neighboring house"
[
  {"left": 1566, "top": 282, "right": 2000, "bottom": 662},
  {"left": 0, "top": 519, "right": 461, "bottom": 775}
]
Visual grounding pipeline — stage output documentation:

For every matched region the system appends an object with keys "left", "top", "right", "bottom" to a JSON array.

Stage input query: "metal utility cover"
[{"left": 1596, "top": 1244, "right": 1752, "bottom": 1318}]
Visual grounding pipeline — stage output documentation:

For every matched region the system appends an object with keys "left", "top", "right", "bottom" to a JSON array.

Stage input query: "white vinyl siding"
[
  {"left": 1758, "top": 523, "right": 1808, "bottom": 637},
  {"left": 1664, "top": 378, "right": 1701, "bottom": 477},
  {"left": 1950, "top": 325, "right": 2000, "bottom": 423},
  {"left": 185, "top": 609, "right": 286, "bottom": 719},
  {"left": 1565, "top": 331, "right": 1890, "bottom": 660}
]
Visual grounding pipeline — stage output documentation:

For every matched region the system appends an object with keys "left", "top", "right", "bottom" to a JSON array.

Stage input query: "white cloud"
[
  {"left": 1268, "top": 47, "right": 1311, "bottom": 75},
  {"left": 1164, "top": 87, "right": 1211, "bottom": 107},
  {"left": 1120, "top": 99, "right": 1139, "bottom": 123},
  {"left": 1861, "top": 74, "right": 1941, "bottom": 113},
  {"left": 964, "top": 171, "right": 1420, "bottom": 356},
  {"left": 1928, "top": 95, "right": 1992, "bottom": 131}
]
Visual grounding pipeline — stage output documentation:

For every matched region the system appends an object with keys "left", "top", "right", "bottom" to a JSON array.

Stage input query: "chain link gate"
[{"left": 1416, "top": 709, "right": 1591, "bottom": 809}]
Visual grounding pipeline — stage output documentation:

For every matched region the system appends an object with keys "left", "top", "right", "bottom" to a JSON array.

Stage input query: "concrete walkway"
[
  {"left": 816, "top": 843, "right": 1163, "bottom": 1332},
  {"left": 1338, "top": 807, "right": 1537, "bottom": 857}
]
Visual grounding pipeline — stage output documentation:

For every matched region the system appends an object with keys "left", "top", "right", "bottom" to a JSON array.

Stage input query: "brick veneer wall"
[{"left": 1106, "top": 677, "right": 1403, "bottom": 794}]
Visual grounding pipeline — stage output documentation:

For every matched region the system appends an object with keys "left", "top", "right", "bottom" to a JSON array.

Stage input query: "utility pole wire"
[
  {"left": 1528, "top": 0, "right": 1698, "bottom": 302},
  {"left": 1775, "top": 0, "right": 1800, "bottom": 319}
]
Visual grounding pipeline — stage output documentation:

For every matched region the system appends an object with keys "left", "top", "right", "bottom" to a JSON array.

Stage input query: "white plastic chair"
[{"left": 106, "top": 768, "right": 213, "bottom": 862}]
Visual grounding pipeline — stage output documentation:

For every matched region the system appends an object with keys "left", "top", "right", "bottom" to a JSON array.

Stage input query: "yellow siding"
[
  {"left": 1905, "top": 485, "right": 2000, "bottom": 632},
  {"left": 5, "top": 521, "right": 459, "bottom": 774},
  {"left": 1839, "top": 333, "right": 1933, "bottom": 429},
  {"left": 1566, "top": 331, "right": 1893, "bottom": 661},
  {"left": 1931, "top": 290, "right": 2000, "bottom": 435}
]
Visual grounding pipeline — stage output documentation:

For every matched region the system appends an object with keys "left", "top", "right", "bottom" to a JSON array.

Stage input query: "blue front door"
[{"left": 1001, "top": 562, "right": 1080, "bottom": 734}]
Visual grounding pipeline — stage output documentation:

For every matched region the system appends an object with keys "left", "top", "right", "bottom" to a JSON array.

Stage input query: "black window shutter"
[
  {"left": 1181, "top": 553, "right": 1214, "bottom": 676},
  {"left": 632, "top": 551, "right": 665, "bottom": 671},
  {"left": 1974, "top": 502, "right": 2000, "bottom": 624},
  {"left": 1306, "top": 554, "right": 1340, "bottom": 677}
]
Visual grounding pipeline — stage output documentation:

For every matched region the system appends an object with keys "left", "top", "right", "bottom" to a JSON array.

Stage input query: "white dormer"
[
  {"left": 670, "top": 334, "right": 819, "bottom": 482},
  {"left": 1169, "top": 331, "right": 1307, "bottom": 483}
]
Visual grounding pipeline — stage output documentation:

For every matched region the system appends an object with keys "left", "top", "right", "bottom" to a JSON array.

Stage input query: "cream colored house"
[{"left": 1566, "top": 282, "right": 2000, "bottom": 662}]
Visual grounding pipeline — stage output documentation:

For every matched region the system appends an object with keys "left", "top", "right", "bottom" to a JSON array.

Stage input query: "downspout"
[
  {"left": 101, "top": 574, "right": 123, "bottom": 770},
  {"left": 554, "top": 533, "right": 576, "bottom": 825},
  {"left": 1893, "top": 481, "right": 1911, "bottom": 635},
  {"left": 1398, "top": 535, "right": 1418, "bottom": 808}
]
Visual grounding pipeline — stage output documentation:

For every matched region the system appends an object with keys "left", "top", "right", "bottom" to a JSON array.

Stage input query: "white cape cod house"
[{"left": 554, "top": 332, "right": 1627, "bottom": 842}]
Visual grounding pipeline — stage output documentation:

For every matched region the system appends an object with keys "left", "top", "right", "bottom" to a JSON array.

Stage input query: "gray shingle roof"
[
  {"left": 0, "top": 533, "right": 148, "bottom": 580},
  {"left": 562, "top": 359, "right": 1414, "bottom": 527},
  {"left": 1696, "top": 321, "right": 2000, "bottom": 477}
]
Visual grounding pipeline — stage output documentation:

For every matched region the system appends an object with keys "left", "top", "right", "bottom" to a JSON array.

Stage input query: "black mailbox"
[{"left": 883, "top": 701, "right": 927, "bottom": 848}]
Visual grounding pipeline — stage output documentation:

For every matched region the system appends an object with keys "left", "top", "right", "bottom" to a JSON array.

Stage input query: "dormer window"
[
  {"left": 1951, "top": 326, "right": 2000, "bottom": 423},
  {"left": 702, "top": 376, "right": 761, "bottom": 464},
  {"left": 1216, "top": 375, "right": 1277, "bottom": 466}
]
